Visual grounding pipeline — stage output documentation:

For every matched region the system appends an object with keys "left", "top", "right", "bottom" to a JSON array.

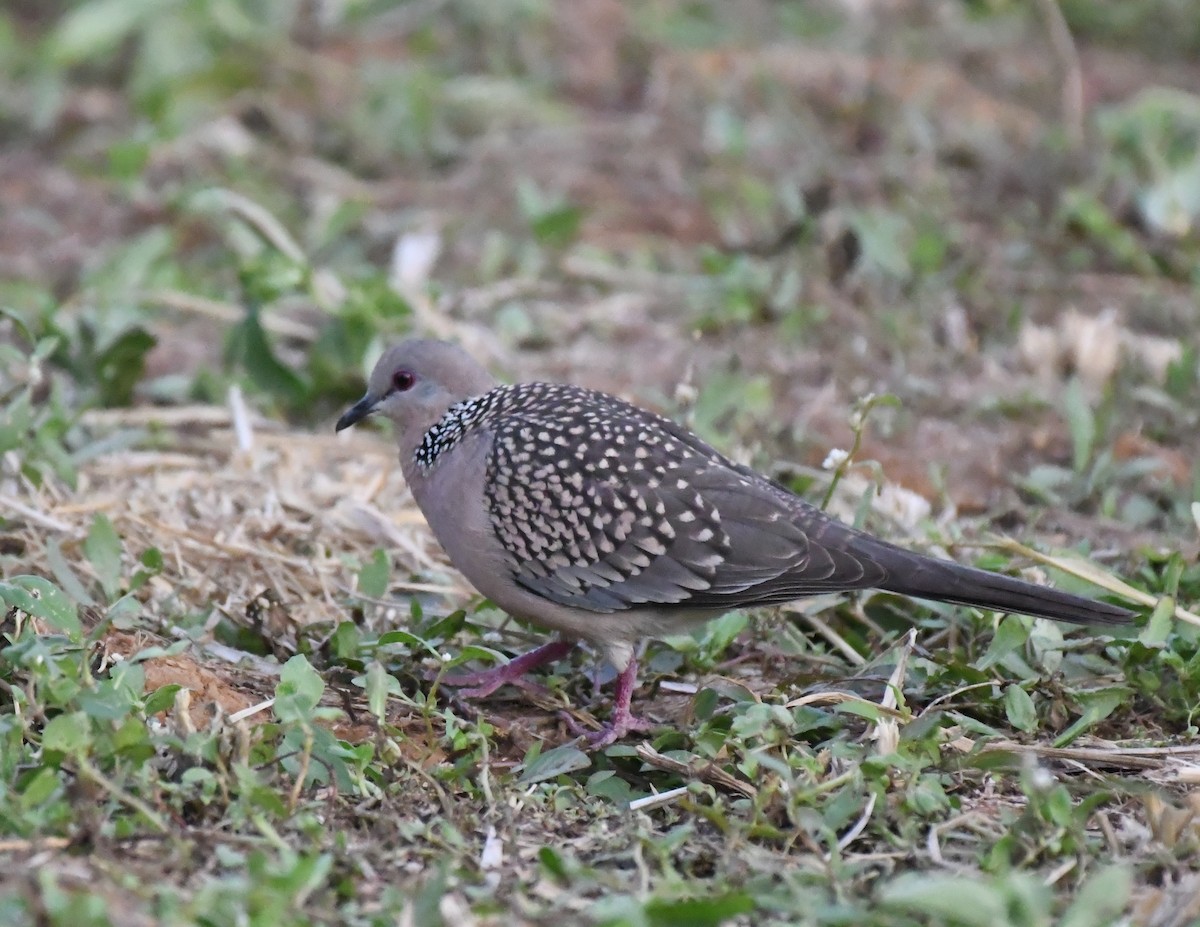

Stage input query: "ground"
[{"left": 2, "top": 1, "right": 1200, "bottom": 925}]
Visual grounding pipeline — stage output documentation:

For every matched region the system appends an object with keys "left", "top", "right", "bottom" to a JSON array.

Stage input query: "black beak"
[{"left": 335, "top": 394, "right": 379, "bottom": 432}]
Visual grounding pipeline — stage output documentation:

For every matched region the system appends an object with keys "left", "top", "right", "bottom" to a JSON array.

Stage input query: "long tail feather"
[{"left": 873, "top": 550, "right": 1133, "bottom": 626}]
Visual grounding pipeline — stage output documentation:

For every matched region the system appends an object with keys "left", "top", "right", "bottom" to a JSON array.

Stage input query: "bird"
[{"left": 336, "top": 338, "right": 1134, "bottom": 747}]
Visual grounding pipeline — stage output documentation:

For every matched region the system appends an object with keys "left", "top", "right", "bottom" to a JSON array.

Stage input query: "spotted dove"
[{"left": 336, "top": 339, "right": 1133, "bottom": 746}]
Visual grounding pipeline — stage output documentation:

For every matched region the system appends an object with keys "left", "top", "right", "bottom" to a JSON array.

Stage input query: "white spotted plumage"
[{"left": 412, "top": 381, "right": 740, "bottom": 611}]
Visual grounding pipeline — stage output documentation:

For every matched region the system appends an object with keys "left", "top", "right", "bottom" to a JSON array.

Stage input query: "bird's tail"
[{"left": 871, "top": 546, "right": 1134, "bottom": 626}]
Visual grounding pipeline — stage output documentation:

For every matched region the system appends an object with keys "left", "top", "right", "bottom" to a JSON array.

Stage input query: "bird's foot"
[
  {"left": 561, "top": 705, "right": 656, "bottom": 749},
  {"left": 435, "top": 639, "right": 576, "bottom": 698},
  {"left": 563, "top": 656, "right": 656, "bottom": 749}
]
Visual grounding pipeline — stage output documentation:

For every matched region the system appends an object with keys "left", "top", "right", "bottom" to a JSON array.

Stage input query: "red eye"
[{"left": 392, "top": 369, "right": 416, "bottom": 392}]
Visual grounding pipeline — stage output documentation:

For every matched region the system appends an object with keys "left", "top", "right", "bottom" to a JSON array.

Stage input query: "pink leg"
[
  {"left": 438, "top": 639, "right": 576, "bottom": 698},
  {"left": 567, "top": 657, "right": 657, "bottom": 749}
]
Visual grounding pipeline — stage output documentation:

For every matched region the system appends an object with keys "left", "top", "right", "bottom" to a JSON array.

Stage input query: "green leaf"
[
  {"left": 143, "top": 684, "right": 183, "bottom": 716},
  {"left": 226, "top": 304, "right": 309, "bottom": 409},
  {"left": 835, "top": 701, "right": 885, "bottom": 723},
  {"left": 644, "top": 892, "right": 756, "bottom": 926},
  {"left": 42, "top": 712, "right": 92, "bottom": 757},
  {"left": 377, "top": 629, "right": 436, "bottom": 651},
  {"left": 108, "top": 136, "right": 152, "bottom": 182},
  {"left": 19, "top": 768, "right": 62, "bottom": 810},
  {"left": 1004, "top": 684, "right": 1038, "bottom": 733},
  {"left": 850, "top": 208, "right": 911, "bottom": 279},
  {"left": 357, "top": 549, "right": 390, "bottom": 599},
  {"left": 140, "top": 547, "right": 164, "bottom": 571},
  {"left": 329, "top": 621, "right": 362, "bottom": 659},
  {"left": 106, "top": 594, "right": 141, "bottom": 628},
  {"left": 45, "top": 539, "right": 97, "bottom": 607},
  {"left": 421, "top": 609, "right": 467, "bottom": 641},
  {"left": 126, "top": 641, "right": 190, "bottom": 663},
  {"left": 517, "top": 181, "right": 584, "bottom": 249},
  {"left": 585, "top": 770, "right": 637, "bottom": 804},
  {"left": 1060, "top": 865, "right": 1132, "bottom": 927},
  {"left": 1054, "top": 686, "right": 1134, "bottom": 747},
  {"left": 84, "top": 514, "right": 123, "bottom": 601},
  {"left": 274, "top": 655, "right": 325, "bottom": 724},
  {"left": 1062, "top": 377, "right": 1095, "bottom": 473},
  {"left": 701, "top": 611, "right": 748, "bottom": 660},
  {"left": 0, "top": 576, "right": 82, "bottom": 637},
  {"left": 529, "top": 204, "right": 583, "bottom": 249},
  {"left": 693, "top": 687, "right": 719, "bottom": 721},
  {"left": 878, "top": 873, "right": 1008, "bottom": 927},
  {"left": 48, "top": 0, "right": 172, "bottom": 64},
  {"left": 364, "top": 661, "right": 401, "bottom": 722},
  {"left": 538, "top": 846, "right": 569, "bottom": 881},
  {"left": 1140, "top": 553, "right": 1182, "bottom": 647},
  {"left": 1140, "top": 594, "right": 1176, "bottom": 647},
  {"left": 78, "top": 678, "right": 140, "bottom": 722},
  {"left": 1075, "top": 686, "right": 1132, "bottom": 720},
  {"left": 131, "top": 546, "right": 164, "bottom": 592},
  {"left": 94, "top": 327, "right": 156, "bottom": 406},
  {"left": 518, "top": 745, "right": 590, "bottom": 784},
  {"left": 444, "top": 644, "right": 506, "bottom": 666},
  {"left": 910, "top": 224, "right": 949, "bottom": 274},
  {"left": 977, "top": 616, "right": 1028, "bottom": 671}
]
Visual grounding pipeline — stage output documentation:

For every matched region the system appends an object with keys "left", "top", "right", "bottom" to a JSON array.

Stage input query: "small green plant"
[
  {"left": 518, "top": 180, "right": 585, "bottom": 251},
  {"left": 0, "top": 330, "right": 78, "bottom": 488}
]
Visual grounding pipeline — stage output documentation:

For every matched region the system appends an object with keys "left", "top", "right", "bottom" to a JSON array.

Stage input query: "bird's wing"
[{"left": 481, "top": 386, "right": 888, "bottom": 613}]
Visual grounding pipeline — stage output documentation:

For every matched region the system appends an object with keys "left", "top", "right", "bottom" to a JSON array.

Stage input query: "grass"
[{"left": 3, "top": 1, "right": 1200, "bottom": 924}]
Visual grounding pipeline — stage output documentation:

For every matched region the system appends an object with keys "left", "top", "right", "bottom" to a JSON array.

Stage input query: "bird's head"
[{"left": 335, "top": 338, "right": 497, "bottom": 439}]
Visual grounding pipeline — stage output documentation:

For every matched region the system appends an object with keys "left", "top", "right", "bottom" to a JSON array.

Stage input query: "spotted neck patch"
[{"left": 413, "top": 385, "right": 516, "bottom": 469}]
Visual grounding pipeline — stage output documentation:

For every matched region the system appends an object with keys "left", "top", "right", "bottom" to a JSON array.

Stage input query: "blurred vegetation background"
[{"left": 3, "top": 1, "right": 1199, "bottom": 479}]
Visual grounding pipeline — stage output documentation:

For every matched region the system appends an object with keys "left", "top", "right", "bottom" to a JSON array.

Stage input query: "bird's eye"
[{"left": 392, "top": 369, "right": 416, "bottom": 392}]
